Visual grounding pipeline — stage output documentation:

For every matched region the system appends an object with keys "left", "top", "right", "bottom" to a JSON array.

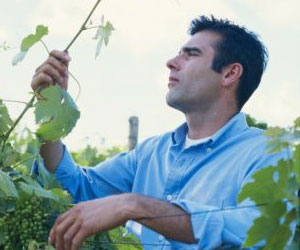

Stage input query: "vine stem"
[
  {"left": 39, "top": 40, "right": 82, "bottom": 101},
  {"left": 83, "top": 24, "right": 102, "bottom": 31},
  {"left": 1, "top": 99, "right": 27, "bottom": 105},
  {"left": 1, "top": 91, "right": 38, "bottom": 150},
  {"left": 64, "top": 0, "right": 102, "bottom": 52},
  {"left": 2, "top": 0, "right": 103, "bottom": 149}
]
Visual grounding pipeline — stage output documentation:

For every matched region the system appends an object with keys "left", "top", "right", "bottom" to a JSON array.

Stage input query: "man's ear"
[{"left": 222, "top": 63, "right": 243, "bottom": 87}]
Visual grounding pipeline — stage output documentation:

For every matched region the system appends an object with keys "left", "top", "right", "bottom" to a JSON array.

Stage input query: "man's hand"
[
  {"left": 49, "top": 194, "right": 130, "bottom": 250},
  {"left": 49, "top": 193, "right": 196, "bottom": 250},
  {"left": 31, "top": 50, "right": 71, "bottom": 91}
]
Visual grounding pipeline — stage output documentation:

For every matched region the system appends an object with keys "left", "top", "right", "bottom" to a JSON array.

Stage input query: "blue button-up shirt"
[{"left": 50, "top": 112, "right": 287, "bottom": 249}]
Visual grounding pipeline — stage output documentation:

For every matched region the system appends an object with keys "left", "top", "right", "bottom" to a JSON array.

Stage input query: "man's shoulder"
[
  {"left": 137, "top": 131, "right": 173, "bottom": 150},
  {"left": 236, "top": 126, "right": 269, "bottom": 148},
  {"left": 226, "top": 125, "right": 290, "bottom": 167}
]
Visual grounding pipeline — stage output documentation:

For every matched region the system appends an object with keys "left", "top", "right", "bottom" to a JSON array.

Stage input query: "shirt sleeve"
[
  {"left": 169, "top": 199, "right": 259, "bottom": 250},
  {"left": 168, "top": 149, "right": 291, "bottom": 250},
  {"left": 53, "top": 145, "right": 138, "bottom": 203}
]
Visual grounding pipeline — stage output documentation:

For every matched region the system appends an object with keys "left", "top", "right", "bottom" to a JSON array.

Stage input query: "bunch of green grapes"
[{"left": 0, "top": 196, "right": 51, "bottom": 250}]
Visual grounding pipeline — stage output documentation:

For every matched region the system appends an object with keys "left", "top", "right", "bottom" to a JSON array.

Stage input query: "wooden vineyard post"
[{"left": 128, "top": 116, "right": 139, "bottom": 150}]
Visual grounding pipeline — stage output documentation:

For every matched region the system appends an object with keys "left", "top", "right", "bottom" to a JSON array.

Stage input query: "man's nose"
[{"left": 166, "top": 56, "right": 180, "bottom": 71}]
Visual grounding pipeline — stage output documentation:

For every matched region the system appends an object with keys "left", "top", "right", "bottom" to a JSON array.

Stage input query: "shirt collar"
[{"left": 171, "top": 112, "right": 249, "bottom": 147}]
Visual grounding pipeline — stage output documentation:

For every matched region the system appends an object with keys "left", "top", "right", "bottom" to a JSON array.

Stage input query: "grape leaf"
[
  {"left": 12, "top": 25, "right": 48, "bottom": 65},
  {"left": 264, "top": 127, "right": 290, "bottom": 153},
  {"left": 238, "top": 159, "right": 292, "bottom": 204},
  {"left": 238, "top": 158, "right": 298, "bottom": 249},
  {"left": 0, "top": 143, "right": 21, "bottom": 168},
  {"left": 12, "top": 51, "right": 27, "bottom": 66},
  {"left": 0, "top": 100, "right": 13, "bottom": 135},
  {"left": 242, "top": 200, "right": 287, "bottom": 248},
  {"left": 36, "top": 162, "right": 64, "bottom": 190},
  {"left": 0, "top": 169, "right": 18, "bottom": 198},
  {"left": 34, "top": 85, "right": 80, "bottom": 141},
  {"left": 21, "top": 25, "right": 48, "bottom": 52},
  {"left": 93, "top": 18, "right": 114, "bottom": 58},
  {"left": 18, "top": 181, "right": 61, "bottom": 202}
]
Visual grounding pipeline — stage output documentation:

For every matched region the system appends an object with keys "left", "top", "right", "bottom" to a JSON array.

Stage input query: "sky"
[{"left": 1, "top": 0, "right": 299, "bottom": 150}]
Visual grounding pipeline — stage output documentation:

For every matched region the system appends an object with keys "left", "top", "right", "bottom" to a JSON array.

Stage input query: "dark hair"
[{"left": 189, "top": 15, "right": 268, "bottom": 110}]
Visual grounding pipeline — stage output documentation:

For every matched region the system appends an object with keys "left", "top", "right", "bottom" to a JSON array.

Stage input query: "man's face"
[{"left": 166, "top": 31, "right": 223, "bottom": 113}]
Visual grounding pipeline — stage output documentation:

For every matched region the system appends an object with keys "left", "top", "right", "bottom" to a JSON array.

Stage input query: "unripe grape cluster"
[{"left": 0, "top": 196, "right": 50, "bottom": 250}]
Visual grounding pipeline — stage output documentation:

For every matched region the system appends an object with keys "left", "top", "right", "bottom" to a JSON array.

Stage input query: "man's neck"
[{"left": 185, "top": 108, "right": 238, "bottom": 140}]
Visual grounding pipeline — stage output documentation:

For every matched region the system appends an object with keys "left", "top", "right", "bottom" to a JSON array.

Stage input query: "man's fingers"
[
  {"left": 55, "top": 214, "right": 77, "bottom": 250},
  {"left": 71, "top": 230, "right": 86, "bottom": 250},
  {"left": 35, "top": 64, "right": 64, "bottom": 85},
  {"left": 64, "top": 221, "right": 81, "bottom": 250},
  {"left": 50, "top": 50, "right": 71, "bottom": 65},
  {"left": 48, "top": 56, "right": 68, "bottom": 76},
  {"left": 31, "top": 50, "right": 70, "bottom": 92},
  {"left": 48, "top": 211, "right": 70, "bottom": 246},
  {"left": 31, "top": 72, "right": 54, "bottom": 91}
]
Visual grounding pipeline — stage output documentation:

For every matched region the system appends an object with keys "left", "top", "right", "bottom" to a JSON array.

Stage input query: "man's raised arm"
[{"left": 31, "top": 50, "right": 71, "bottom": 173}]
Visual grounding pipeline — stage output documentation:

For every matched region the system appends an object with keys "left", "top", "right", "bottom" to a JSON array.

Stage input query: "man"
[{"left": 31, "top": 16, "right": 285, "bottom": 250}]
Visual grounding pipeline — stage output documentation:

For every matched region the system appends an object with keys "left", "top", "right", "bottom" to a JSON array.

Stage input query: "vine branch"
[
  {"left": 2, "top": 92, "right": 37, "bottom": 150},
  {"left": 2, "top": 0, "right": 103, "bottom": 149},
  {"left": 64, "top": 0, "right": 102, "bottom": 52}
]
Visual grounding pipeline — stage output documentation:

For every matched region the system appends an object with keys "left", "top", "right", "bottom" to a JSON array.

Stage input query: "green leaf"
[
  {"left": 12, "top": 25, "right": 48, "bottom": 65},
  {"left": 242, "top": 200, "right": 287, "bottom": 248},
  {"left": 18, "top": 181, "right": 60, "bottom": 201},
  {"left": 50, "top": 188, "right": 72, "bottom": 205},
  {"left": 21, "top": 25, "right": 48, "bottom": 52},
  {"left": 0, "top": 100, "right": 13, "bottom": 135},
  {"left": 238, "top": 159, "right": 291, "bottom": 204},
  {"left": 12, "top": 51, "right": 27, "bottom": 66},
  {"left": 93, "top": 18, "right": 114, "bottom": 58},
  {"left": 0, "top": 170, "right": 18, "bottom": 198},
  {"left": 0, "top": 143, "right": 21, "bottom": 168},
  {"left": 34, "top": 85, "right": 80, "bottom": 141},
  {"left": 246, "top": 114, "right": 268, "bottom": 130},
  {"left": 11, "top": 127, "right": 41, "bottom": 155},
  {"left": 264, "top": 127, "right": 289, "bottom": 153},
  {"left": 36, "top": 162, "right": 63, "bottom": 190}
]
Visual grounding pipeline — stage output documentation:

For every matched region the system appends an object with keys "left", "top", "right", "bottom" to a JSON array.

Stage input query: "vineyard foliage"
[
  {"left": 0, "top": 5, "right": 140, "bottom": 248},
  {"left": 238, "top": 118, "right": 300, "bottom": 250}
]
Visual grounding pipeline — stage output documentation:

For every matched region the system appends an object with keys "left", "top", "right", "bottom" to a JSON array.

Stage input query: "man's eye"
[{"left": 187, "top": 52, "right": 197, "bottom": 56}]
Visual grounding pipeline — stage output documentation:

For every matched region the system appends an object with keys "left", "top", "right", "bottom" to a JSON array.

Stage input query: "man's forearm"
[
  {"left": 125, "top": 193, "right": 196, "bottom": 244},
  {"left": 40, "top": 140, "right": 64, "bottom": 173}
]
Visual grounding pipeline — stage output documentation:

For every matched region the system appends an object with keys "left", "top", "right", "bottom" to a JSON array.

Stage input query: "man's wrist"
[{"left": 119, "top": 193, "right": 140, "bottom": 221}]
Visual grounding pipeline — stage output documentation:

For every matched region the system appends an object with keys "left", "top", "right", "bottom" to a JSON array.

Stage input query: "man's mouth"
[
  {"left": 169, "top": 77, "right": 179, "bottom": 82},
  {"left": 168, "top": 77, "right": 179, "bottom": 87}
]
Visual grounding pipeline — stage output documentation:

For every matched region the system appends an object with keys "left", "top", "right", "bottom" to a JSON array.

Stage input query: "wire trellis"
[{"left": 81, "top": 198, "right": 298, "bottom": 249}]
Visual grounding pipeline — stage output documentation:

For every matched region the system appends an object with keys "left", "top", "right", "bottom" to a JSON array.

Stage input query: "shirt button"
[
  {"left": 166, "top": 195, "right": 173, "bottom": 201},
  {"left": 158, "top": 235, "right": 165, "bottom": 241},
  {"left": 206, "top": 147, "right": 212, "bottom": 153}
]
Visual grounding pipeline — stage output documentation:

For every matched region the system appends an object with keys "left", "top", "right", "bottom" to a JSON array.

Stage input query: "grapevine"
[
  {"left": 0, "top": 0, "right": 138, "bottom": 249},
  {"left": 0, "top": 195, "right": 51, "bottom": 249}
]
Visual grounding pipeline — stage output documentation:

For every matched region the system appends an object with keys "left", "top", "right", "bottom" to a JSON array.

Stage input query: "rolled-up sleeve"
[{"left": 168, "top": 199, "right": 259, "bottom": 250}]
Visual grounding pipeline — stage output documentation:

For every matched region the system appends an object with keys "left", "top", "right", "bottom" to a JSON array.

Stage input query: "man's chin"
[{"left": 166, "top": 96, "right": 185, "bottom": 112}]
